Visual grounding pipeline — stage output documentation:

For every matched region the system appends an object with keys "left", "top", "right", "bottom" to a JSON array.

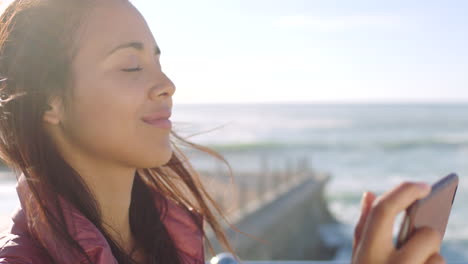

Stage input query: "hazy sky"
[
  {"left": 130, "top": 0, "right": 468, "bottom": 104},
  {"left": 2, "top": 0, "right": 467, "bottom": 103}
]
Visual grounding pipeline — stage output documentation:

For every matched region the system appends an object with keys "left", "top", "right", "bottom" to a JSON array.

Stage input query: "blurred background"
[
  {"left": 131, "top": 0, "right": 468, "bottom": 261},
  {"left": 1, "top": 0, "right": 468, "bottom": 262}
]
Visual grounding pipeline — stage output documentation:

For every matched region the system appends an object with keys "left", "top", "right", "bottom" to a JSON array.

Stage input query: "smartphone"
[{"left": 396, "top": 173, "right": 459, "bottom": 249}]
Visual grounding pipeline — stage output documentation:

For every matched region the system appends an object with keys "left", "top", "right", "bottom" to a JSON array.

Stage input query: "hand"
[{"left": 352, "top": 182, "right": 446, "bottom": 264}]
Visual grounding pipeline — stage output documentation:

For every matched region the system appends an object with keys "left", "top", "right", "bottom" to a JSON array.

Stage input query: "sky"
[
  {"left": 1, "top": 0, "right": 467, "bottom": 104},
  {"left": 130, "top": 0, "right": 468, "bottom": 104}
]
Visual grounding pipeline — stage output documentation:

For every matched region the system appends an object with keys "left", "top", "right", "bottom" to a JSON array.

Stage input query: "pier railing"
[{"left": 203, "top": 155, "right": 314, "bottom": 217}]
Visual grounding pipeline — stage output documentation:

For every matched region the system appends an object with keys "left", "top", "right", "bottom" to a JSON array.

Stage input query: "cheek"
[
  {"left": 64, "top": 77, "right": 172, "bottom": 168},
  {"left": 64, "top": 90, "right": 134, "bottom": 160},
  {"left": 71, "top": 79, "right": 136, "bottom": 134}
]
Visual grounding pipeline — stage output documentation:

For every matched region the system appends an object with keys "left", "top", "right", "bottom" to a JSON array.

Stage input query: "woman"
[{"left": 0, "top": 0, "right": 445, "bottom": 263}]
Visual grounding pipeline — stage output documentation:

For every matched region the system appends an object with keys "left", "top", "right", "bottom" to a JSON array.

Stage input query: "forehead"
[{"left": 74, "top": 0, "right": 156, "bottom": 58}]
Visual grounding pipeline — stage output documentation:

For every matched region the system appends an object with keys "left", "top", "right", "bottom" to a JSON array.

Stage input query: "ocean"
[
  {"left": 1, "top": 103, "right": 468, "bottom": 261},
  {"left": 170, "top": 103, "right": 468, "bottom": 262}
]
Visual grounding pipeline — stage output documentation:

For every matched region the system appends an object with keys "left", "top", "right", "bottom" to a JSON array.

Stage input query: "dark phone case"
[{"left": 396, "top": 173, "right": 459, "bottom": 249}]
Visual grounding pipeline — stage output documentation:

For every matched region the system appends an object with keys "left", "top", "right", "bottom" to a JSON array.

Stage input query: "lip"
[
  {"left": 143, "top": 118, "right": 172, "bottom": 129},
  {"left": 142, "top": 110, "right": 172, "bottom": 129}
]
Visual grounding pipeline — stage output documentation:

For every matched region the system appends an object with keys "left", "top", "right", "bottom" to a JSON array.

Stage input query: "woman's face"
[{"left": 56, "top": 0, "right": 175, "bottom": 169}]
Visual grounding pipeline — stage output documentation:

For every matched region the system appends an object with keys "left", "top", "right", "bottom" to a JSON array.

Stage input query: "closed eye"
[{"left": 121, "top": 49, "right": 160, "bottom": 72}]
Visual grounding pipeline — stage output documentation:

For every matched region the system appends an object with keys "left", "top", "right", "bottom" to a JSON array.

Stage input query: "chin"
[{"left": 140, "top": 147, "right": 173, "bottom": 169}]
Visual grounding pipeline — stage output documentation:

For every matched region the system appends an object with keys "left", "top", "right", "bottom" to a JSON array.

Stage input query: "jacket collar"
[
  {"left": 14, "top": 175, "right": 118, "bottom": 263},
  {"left": 12, "top": 174, "right": 205, "bottom": 263}
]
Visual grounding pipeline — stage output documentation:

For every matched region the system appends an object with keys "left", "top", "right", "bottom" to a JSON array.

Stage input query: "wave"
[
  {"left": 380, "top": 138, "right": 468, "bottom": 150},
  {"left": 206, "top": 137, "right": 468, "bottom": 152}
]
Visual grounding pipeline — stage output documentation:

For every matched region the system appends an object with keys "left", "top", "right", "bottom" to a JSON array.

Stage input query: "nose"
[{"left": 148, "top": 72, "right": 176, "bottom": 100}]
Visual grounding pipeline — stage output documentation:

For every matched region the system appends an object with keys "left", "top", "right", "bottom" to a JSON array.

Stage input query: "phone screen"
[{"left": 396, "top": 173, "right": 458, "bottom": 248}]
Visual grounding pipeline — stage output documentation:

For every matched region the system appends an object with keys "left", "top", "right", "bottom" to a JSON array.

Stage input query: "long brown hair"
[{"left": 0, "top": 0, "right": 235, "bottom": 263}]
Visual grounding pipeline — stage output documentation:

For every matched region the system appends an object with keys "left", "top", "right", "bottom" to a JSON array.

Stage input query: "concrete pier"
[{"left": 204, "top": 169, "right": 342, "bottom": 260}]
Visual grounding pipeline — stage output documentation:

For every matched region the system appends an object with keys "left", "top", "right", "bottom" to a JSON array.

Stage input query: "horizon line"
[{"left": 174, "top": 101, "right": 468, "bottom": 105}]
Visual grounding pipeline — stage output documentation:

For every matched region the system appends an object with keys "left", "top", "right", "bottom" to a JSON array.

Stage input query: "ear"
[{"left": 42, "top": 96, "right": 64, "bottom": 125}]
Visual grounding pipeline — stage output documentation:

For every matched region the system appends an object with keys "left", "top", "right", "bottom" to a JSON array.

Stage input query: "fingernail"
[
  {"left": 417, "top": 183, "right": 431, "bottom": 191},
  {"left": 360, "top": 192, "right": 369, "bottom": 208}
]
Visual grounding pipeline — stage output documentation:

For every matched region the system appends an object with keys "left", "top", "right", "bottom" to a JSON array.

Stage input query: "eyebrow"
[{"left": 106, "top": 41, "right": 161, "bottom": 57}]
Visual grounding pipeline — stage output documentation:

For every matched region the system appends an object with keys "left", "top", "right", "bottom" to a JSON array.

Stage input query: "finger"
[
  {"left": 425, "top": 253, "right": 446, "bottom": 264},
  {"left": 360, "top": 182, "right": 431, "bottom": 249},
  {"left": 353, "top": 191, "right": 376, "bottom": 251},
  {"left": 396, "top": 227, "right": 442, "bottom": 264}
]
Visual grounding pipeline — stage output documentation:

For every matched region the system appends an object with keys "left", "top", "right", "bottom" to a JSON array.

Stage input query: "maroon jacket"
[{"left": 0, "top": 176, "right": 205, "bottom": 263}]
